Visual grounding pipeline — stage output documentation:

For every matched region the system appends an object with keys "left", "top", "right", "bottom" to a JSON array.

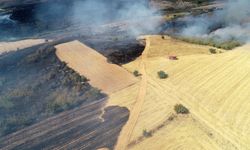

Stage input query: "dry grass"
[
  {"left": 105, "top": 35, "right": 250, "bottom": 150},
  {"left": 55, "top": 40, "right": 138, "bottom": 94},
  {"left": 146, "top": 35, "right": 224, "bottom": 57}
]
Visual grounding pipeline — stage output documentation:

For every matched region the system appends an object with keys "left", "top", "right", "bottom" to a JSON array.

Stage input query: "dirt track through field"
[
  {"left": 3, "top": 35, "right": 250, "bottom": 149},
  {"left": 115, "top": 36, "right": 150, "bottom": 150},
  {"left": 55, "top": 40, "right": 138, "bottom": 94},
  {"left": 108, "top": 36, "right": 250, "bottom": 150}
]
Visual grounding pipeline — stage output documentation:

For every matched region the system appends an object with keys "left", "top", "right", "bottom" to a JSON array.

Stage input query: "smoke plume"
[
  {"left": 179, "top": 0, "right": 250, "bottom": 42},
  {"left": 71, "top": 0, "right": 161, "bottom": 36}
]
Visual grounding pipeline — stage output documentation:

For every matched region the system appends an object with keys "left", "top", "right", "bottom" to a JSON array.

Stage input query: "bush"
[
  {"left": 133, "top": 70, "right": 141, "bottom": 77},
  {"left": 209, "top": 48, "right": 217, "bottom": 54},
  {"left": 143, "top": 129, "right": 152, "bottom": 137},
  {"left": 174, "top": 104, "right": 189, "bottom": 114},
  {"left": 158, "top": 71, "right": 168, "bottom": 79}
]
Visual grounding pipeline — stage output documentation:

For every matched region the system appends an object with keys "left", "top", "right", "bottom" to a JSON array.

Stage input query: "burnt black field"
[
  {"left": 0, "top": 32, "right": 147, "bottom": 149},
  {"left": 0, "top": 41, "right": 106, "bottom": 137}
]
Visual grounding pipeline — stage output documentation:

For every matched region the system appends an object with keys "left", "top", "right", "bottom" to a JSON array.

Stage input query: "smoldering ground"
[{"left": 176, "top": 0, "right": 250, "bottom": 43}]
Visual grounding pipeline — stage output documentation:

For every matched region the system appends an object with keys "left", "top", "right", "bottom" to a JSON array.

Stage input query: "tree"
[
  {"left": 158, "top": 71, "right": 168, "bottom": 79},
  {"left": 143, "top": 129, "right": 152, "bottom": 137},
  {"left": 174, "top": 104, "right": 189, "bottom": 114},
  {"left": 133, "top": 70, "right": 141, "bottom": 77},
  {"left": 209, "top": 48, "right": 217, "bottom": 54}
]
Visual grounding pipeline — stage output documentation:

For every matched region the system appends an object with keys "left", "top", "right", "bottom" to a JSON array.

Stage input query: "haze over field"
[
  {"left": 70, "top": 0, "right": 161, "bottom": 35},
  {"left": 180, "top": 0, "right": 250, "bottom": 42}
]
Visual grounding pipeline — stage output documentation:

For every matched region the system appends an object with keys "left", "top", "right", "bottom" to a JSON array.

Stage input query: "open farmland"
[
  {"left": 2, "top": 0, "right": 250, "bottom": 149},
  {"left": 106, "top": 35, "right": 250, "bottom": 150},
  {"left": 55, "top": 40, "right": 138, "bottom": 94},
  {"left": 1, "top": 35, "right": 250, "bottom": 150}
]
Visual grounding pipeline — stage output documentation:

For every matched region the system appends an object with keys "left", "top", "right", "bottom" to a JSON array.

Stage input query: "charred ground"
[
  {"left": 0, "top": 35, "right": 142, "bottom": 149},
  {"left": 0, "top": 40, "right": 105, "bottom": 137}
]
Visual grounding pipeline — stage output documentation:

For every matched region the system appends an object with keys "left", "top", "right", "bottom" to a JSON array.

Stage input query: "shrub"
[
  {"left": 209, "top": 48, "right": 217, "bottom": 54},
  {"left": 174, "top": 104, "right": 189, "bottom": 114},
  {"left": 143, "top": 129, "right": 152, "bottom": 137},
  {"left": 158, "top": 71, "right": 168, "bottom": 79},
  {"left": 133, "top": 70, "right": 141, "bottom": 77}
]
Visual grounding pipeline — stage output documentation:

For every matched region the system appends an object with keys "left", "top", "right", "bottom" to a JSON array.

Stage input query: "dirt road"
[{"left": 115, "top": 36, "right": 150, "bottom": 150}]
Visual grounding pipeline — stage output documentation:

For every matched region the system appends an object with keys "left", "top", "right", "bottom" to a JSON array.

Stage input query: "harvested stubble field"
[
  {"left": 107, "top": 35, "right": 250, "bottom": 150},
  {"left": 2, "top": 35, "right": 250, "bottom": 150},
  {"left": 55, "top": 41, "right": 138, "bottom": 94}
]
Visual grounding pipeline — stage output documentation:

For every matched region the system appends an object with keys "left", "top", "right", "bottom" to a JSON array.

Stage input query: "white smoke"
[
  {"left": 180, "top": 0, "right": 250, "bottom": 42},
  {"left": 71, "top": 0, "right": 162, "bottom": 36}
]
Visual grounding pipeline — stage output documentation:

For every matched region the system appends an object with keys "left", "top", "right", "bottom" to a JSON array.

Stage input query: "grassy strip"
[{"left": 175, "top": 36, "right": 243, "bottom": 50}]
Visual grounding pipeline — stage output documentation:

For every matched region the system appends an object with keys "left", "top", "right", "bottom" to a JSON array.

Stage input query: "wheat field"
[
  {"left": 52, "top": 36, "right": 250, "bottom": 150},
  {"left": 106, "top": 35, "right": 250, "bottom": 150},
  {"left": 55, "top": 40, "right": 138, "bottom": 94}
]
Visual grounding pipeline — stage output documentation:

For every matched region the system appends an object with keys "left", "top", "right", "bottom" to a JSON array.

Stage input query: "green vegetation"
[
  {"left": 158, "top": 71, "right": 168, "bottom": 79},
  {"left": 133, "top": 70, "right": 141, "bottom": 77},
  {"left": 174, "top": 104, "right": 190, "bottom": 114},
  {"left": 176, "top": 37, "right": 242, "bottom": 50},
  {"left": 143, "top": 129, "right": 152, "bottom": 138},
  {"left": 209, "top": 48, "right": 217, "bottom": 54}
]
